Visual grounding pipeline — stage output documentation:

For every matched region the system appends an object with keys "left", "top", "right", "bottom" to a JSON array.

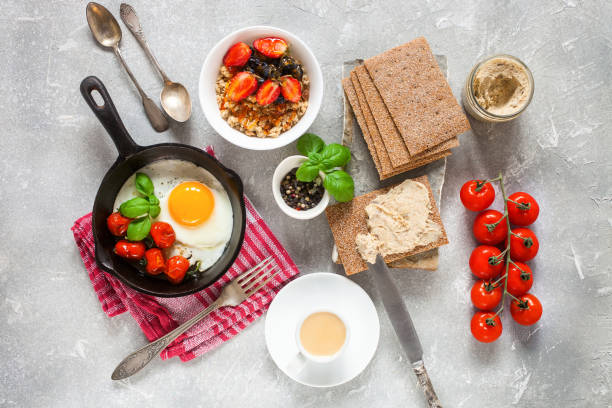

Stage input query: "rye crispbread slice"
[
  {"left": 364, "top": 37, "right": 470, "bottom": 155},
  {"left": 348, "top": 72, "right": 452, "bottom": 179},
  {"left": 354, "top": 65, "right": 460, "bottom": 164},
  {"left": 342, "top": 77, "right": 382, "bottom": 174},
  {"left": 389, "top": 249, "right": 439, "bottom": 270},
  {"left": 325, "top": 175, "right": 448, "bottom": 275}
]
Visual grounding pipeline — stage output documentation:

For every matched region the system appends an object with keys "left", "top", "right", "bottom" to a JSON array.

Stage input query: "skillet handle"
[{"left": 80, "top": 76, "right": 139, "bottom": 158}]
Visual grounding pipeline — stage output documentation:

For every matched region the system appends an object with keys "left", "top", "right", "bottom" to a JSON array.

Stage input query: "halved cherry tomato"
[
  {"left": 460, "top": 180, "right": 495, "bottom": 212},
  {"left": 107, "top": 212, "right": 131, "bottom": 236},
  {"left": 506, "top": 262, "right": 533, "bottom": 297},
  {"left": 227, "top": 71, "right": 258, "bottom": 102},
  {"left": 114, "top": 240, "right": 146, "bottom": 260},
  {"left": 508, "top": 228, "right": 539, "bottom": 262},
  {"left": 145, "top": 248, "right": 166, "bottom": 275},
  {"left": 470, "top": 280, "right": 502, "bottom": 311},
  {"left": 256, "top": 80, "right": 280, "bottom": 105},
  {"left": 471, "top": 312, "right": 502, "bottom": 343},
  {"left": 473, "top": 210, "right": 508, "bottom": 245},
  {"left": 508, "top": 192, "right": 539, "bottom": 226},
  {"left": 166, "top": 255, "right": 190, "bottom": 285},
  {"left": 223, "top": 42, "right": 252, "bottom": 67},
  {"left": 280, "top": 75, "right": 301, "bottom": 102},
  {"left": 469, "top": 245, "right": 504, "bottom": 279},
  {"left": 150, "top": 222, "right": 176, "bottom": 249},
  {"left": 510, "top": 293, "right": 542, "bottom": 326},
  {"left": 253, "top": 37, "right": 288, "bottom": 58}
]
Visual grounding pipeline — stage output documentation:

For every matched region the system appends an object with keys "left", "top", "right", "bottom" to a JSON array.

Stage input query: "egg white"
[{"left": 113, "top": 159, "right": 234, "bottom": 270}]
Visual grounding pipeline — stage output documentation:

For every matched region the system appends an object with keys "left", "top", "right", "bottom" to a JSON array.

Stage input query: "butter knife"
[{"left": 369, "top": 255, "right": 442, "bottom": 407}]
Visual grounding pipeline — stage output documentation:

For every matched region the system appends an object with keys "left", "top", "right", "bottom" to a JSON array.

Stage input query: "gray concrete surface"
[{"left": 1, "top": 0, "right": 611, "bottom": 407}]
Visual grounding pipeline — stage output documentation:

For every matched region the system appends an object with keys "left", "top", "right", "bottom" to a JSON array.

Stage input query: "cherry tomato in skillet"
[
  {"left": 107, "top": 212, "right": 131, "bottom": 237},
  {"left": 508, "top": 228, "right": 539, "bottom": 262},
  {"left": 471, "top": 312, "right": 502, "bottom": 343},
  {"left": 470, "top": 280, "right": 502, "bottom": 311},
  {"left": 150, "top": 222, "right": 176, "bottom": 249},
  {"left": 473, "top": 210, "right": 508, "bottom": 245},
  {"left": 510, "top": 293, "right": 542, "bottom": 326},
  {"left": 145, "top": 248, "right": 166, "bottom": 275},
  {"left": 505, "top": 262, "right": 533, "bottom": 297},
  {"left": 469, "top": 245, "right": 505, "bottom": 279},
  {"left": 460, "top": 180, "right": 495, "bottom": 212},
  {"left": 166, "top": 255, "right": 190, "bottom": 285},
  {"left": 114, "top": 240, "right": 146, "bottom": 260},
  {"left": 507, "top": 192, "right": 539, "bottom": 226}
]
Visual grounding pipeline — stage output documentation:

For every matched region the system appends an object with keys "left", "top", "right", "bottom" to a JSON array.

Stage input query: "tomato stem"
[
  {"left": 492, "top": 171, "right": 514, "bottom": 318},
  {"left": 507, "top": 198, "right": 531, "bottom": 210}
]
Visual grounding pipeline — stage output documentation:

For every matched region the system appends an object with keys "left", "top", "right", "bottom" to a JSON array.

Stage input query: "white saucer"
[{"left": 265, "top": 272, "right": 380, "bottom": 387}]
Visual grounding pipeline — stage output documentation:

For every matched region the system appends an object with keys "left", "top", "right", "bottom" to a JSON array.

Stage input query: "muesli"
[{"left": 216, "top": 37, "right": 309, "bottom": 138}]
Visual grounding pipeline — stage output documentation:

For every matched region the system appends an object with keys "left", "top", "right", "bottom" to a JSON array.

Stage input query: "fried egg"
[{"left": 113, "top": 159, "right": 233, "bottom": 270}]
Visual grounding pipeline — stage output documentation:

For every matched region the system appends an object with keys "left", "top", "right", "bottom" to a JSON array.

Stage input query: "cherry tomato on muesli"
[
  {"left": 114, "top": 240, "right": 146, "bottom": 260},
  {"left": 107, "top": 212, "right": 131, "bottom": 236},
  {"left": 469, "top": 245, "right": 504, "bottom": 279},
  {"left": 471, "top": 312, "right": 502, "bottom": 343},
  {"left": 166, "top": 255, "right": 190, "bottom": 285},
  {"left": 460, "top": 180, "right": 495, "bottom": 212},
  {"left": 505, "top": 262, "right": 533, "bottom": 297},
  {"left": 473, "top": 210, "right": 508, "bottom": 245},
  {"left": 508, "top": 228, "right": 539, "bottom": 262},
  {"left": 507, "top": 192, "right": 539, "bottom": 226},
  {"left": 510, "top": 293, "right": 543, "bottom": 326},
  {"left": 150, "top": 222, "right": 176, "bottom": 249},
  {"left": 145, "top": 248, "right": 166, "bottom": 275},
  {"left": 470, "top": 280, "right": 502, "bottom": 311}
]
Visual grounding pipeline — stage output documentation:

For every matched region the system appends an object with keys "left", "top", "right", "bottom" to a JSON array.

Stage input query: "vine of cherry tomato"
[{"left": 460, "top": 176, "right": 542, "bottom": 342}]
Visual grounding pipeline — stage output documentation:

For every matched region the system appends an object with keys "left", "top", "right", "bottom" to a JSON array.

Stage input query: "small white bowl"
[
  {"left": 199, "top": 26, "right": 324, "bottom": 150},
  {"left": 272, "top": 155, "right": 329, "bottom": 220}
]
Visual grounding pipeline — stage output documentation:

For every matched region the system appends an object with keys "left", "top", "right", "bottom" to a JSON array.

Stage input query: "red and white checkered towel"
[{"left": 71, "top": 147, "right": 299, "bottom": 362}]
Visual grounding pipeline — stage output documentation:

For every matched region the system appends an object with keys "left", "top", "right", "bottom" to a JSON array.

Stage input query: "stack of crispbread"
[{"left": 342, "top": 37, "right": 470, "bottom": 180}]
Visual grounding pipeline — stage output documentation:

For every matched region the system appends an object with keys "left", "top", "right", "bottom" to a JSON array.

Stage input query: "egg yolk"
[{"left": 168, "top": 181, "right": 215, "bottom": 226}]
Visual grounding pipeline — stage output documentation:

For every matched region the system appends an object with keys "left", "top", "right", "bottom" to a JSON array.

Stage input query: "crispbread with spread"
[
  {"left": 325, "top": 175, "right": 448, "bottom": 275},
  {"left": 364, "top": 37, "right": 470, "bottom": 155}
]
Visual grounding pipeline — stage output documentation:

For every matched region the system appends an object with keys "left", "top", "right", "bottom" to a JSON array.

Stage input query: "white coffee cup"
[{"left": 285, "top": 309, "right": 350, "bottom": 373}]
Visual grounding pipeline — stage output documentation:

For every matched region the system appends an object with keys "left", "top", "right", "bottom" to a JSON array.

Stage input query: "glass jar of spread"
[{"left": 463, "top": 54, "right": 534, "bottom": 123}]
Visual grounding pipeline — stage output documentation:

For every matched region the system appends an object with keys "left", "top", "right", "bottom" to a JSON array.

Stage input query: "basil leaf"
[
  {"left": 135, "top": 173, "right": 154, "bottom": 196},
  {"left": 126, "top": 216, "right": 151, "bottom": 241},
  {"left": 320, "top": 143, "right": 351, "bottom": 169},
  {"left": 149, "top": 204, "right": 161, "bottom": 218},
  {"left": 308, "top": 152, "right": 322, "bottom": 165},
  {"left": 323, "top": 170, "right": 354, "bottom": 202},
  {"left": 119, "top": 197, "right": 150, "bottom": 218},
  {"left": 296, "top": 161, "right": 320, "bottom": 182},
  {"left": 297, "top": 133, "right": 325, "bottom": 156},
  {"left": 148, "top": 194, "right": 159, "bottom": 206}
]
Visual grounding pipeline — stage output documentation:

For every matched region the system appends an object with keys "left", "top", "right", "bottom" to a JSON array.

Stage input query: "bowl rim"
[
  {"left": 272, "top": 155, "right": 329, "bottom": 220},
  {"left": 198, "top": 25, "right": 324, "bottom": 151}
]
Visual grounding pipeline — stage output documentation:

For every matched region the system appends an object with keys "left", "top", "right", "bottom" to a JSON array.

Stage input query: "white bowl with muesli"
[{"left": 199, "top": 26, "right": 323, "bottom": 150}]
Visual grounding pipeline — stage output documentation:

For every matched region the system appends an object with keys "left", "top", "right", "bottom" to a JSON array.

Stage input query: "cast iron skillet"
[{"left": 81, "top": 76, "right": 246, "bottom": 297}]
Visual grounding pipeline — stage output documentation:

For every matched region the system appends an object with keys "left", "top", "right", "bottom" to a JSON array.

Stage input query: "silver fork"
[{"left": 111, "top": 256, "right": 279, "bottom": 380}]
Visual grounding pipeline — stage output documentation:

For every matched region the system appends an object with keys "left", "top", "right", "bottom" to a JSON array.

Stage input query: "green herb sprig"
[
  {"left": 118, "top": 173, "right": 161, "bottom": 241},
  {"left": 295, "top": 133, "right": 354, "bottom": 202}
]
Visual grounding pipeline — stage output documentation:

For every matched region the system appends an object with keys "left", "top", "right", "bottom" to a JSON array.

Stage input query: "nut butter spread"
[
  {"left": 473, "top": 57, "right": 531, "bottom": 116},
  {"left": 355, "top": 180, "right": 442, "bottom": 263}
]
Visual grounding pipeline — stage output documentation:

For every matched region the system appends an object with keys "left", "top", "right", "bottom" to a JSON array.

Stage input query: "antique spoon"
[
  {"left": 120, "top": 3, "right": 192, "bottom": 122},
  {"left": 86, "top": 2, "right": 169, "bottom": 132}
]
